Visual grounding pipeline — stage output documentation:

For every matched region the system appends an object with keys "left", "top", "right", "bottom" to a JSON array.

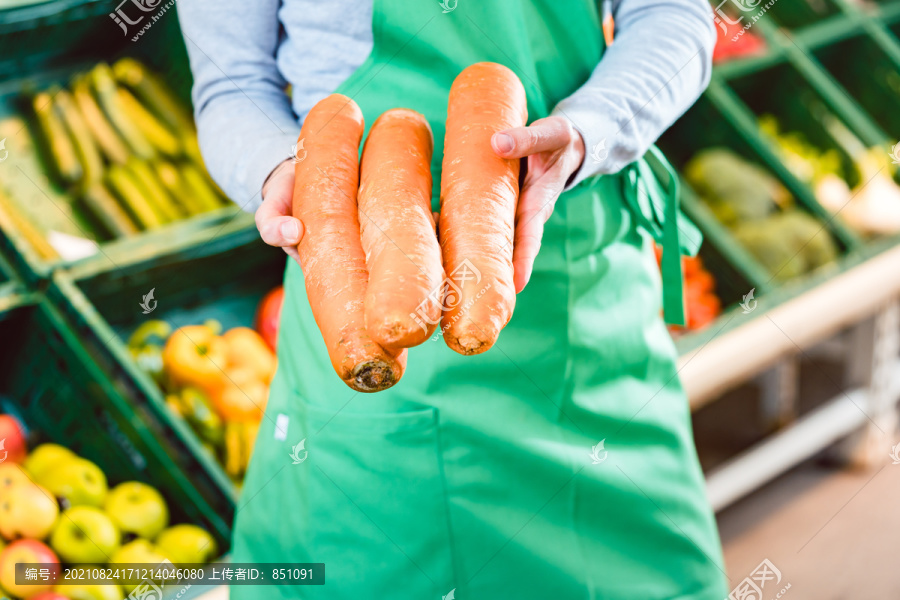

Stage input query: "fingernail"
[
  {"left": 494, "top": 133, "right": 514, "bottom": 154},
  {"left": 280, "top": 220, "right": 300, "bottom": 242}
]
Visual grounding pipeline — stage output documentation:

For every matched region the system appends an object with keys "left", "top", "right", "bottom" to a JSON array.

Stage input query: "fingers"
[
  {"left": 492, "top": 117, "right": 575, "bottom": 159},
  {"left": 512, "top": 177, "right": 560, "bottom": 293},
  {"left": 256, "top": 168, "right": 304, "bottom": 249},
  {"left": 258, "top": 213, "right": 304, "bottom": 248}
]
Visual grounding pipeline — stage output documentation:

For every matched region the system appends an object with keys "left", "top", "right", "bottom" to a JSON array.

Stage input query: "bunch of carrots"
[{"left": 294, "top": 62, "right": 526, "bottom": 392}]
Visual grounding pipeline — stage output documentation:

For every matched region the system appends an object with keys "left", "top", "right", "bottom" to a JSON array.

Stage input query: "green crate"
[
  {"left": 762, "top": 0, "right": 842, "bottom": 29},
  {"left": 49, "top": 223, "right": 286, "bottom": 502},
  {"left": 0, "top": 0, "right": 193, "bottom": 97},
  {"left": 660, "top": 89, "right": 849, "bottom": 280},
  {"left": 879, "top": 1, "right": 900, "bottom": 23},
  {"left": 0, "top": 249, "right": 37, "bottom": 320},
  {"left": 885, "top": 16, "right": 900, "bottom": 51},
  {"left": 811, "top": 30, "right": 900, "bottom": 139},
  {"left": 0, "top": 7, "right": 236, "bottom": 283},
  {"left": 0, "top": 293, "right": 232, "bottom": 551},
  {"left": 751, "top": 17, "right": 891, "bottom": 147}
]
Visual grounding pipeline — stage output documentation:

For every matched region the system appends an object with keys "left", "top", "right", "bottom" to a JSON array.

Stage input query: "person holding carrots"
[{"left": 179, "top": 0, "right": 726, "bottom": 598}]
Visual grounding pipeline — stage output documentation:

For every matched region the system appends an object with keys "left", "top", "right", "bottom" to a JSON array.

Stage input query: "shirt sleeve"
[
  {"left": 552, "top": 0, "right": 716, "bottom": 187},
  {"left": 177, "top": 0, "right": 300, "bottom": 212}
]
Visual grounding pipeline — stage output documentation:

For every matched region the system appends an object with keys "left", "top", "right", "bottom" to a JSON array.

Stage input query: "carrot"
[
  {"left": 439, "top": 62, "right": 527, "bottom": 354},
  {"left": 358, "top": 108, "right": 443, "bottom": 348},
  {"left": 293, "top": 94, "right": 406, "bottom": 392}
]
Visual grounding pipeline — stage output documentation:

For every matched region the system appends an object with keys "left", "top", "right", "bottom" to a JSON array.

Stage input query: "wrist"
[{"left": 262, "top": 159, "right": 293, "bottom": 200}]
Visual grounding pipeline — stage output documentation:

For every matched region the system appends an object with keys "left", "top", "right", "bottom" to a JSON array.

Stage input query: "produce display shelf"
[
  {"left": 676, "top": 237, "right": 900, "bottom": 396},
  {"left": 2, "top": 0, "right": 900, "bottom": 559},
  {"left": 0, "top": 292, "right": 233, "bottom": 550},
  {"left": 762, "top": 0, "right": 843, "bottom": 29},
  {"left": 45, "top": 224, "right": 287, "bottom": 545},
  {"left": 788, "top": 10, "right": 871, "bottom": 50},
  {"left": 877, "top": 1, "right": 900, "bottom": 24},
  {"left": 757, "top": 19, "right": 891, "bottom": 147},
  {"left": 714, "top": 48, "right": 790, "bottom": 82},
  {"left": 667, "top": 2, "right": 900, "bottom": 359},
  {"left": 0, "top": 3, "right": 227, "bottom": 286},
  {"left": 705, "top": 359, "right": 900, "bottom": 510},
  {"left": 59, "top": 207, "right": 255, "bottom": 282},
  {"left": 0, "top": 0, "right": 191, "bottom": 89}
]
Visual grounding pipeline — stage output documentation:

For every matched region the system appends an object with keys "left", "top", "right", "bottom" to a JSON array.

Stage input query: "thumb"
[{"left": 492, "top": 118, "right": 573, "bottom": 159}]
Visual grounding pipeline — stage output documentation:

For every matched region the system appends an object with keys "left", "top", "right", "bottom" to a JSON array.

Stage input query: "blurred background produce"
[
  {"left": 0, "top": 414, "right": 217, "bottom": 600},
  {"left": 685, "top": 148, "right": 840, "bottom": 282},
  {"left": 759, "top": 114, "right": 900, "bottom": 236},
  {"left": 2, "top": 0, "right": 900, "bottom": 597},
  {"left": 126, "top": 288, "right": 282, "bottom": 485},
  {"left": 0, "top": 58, "right": 229, "bottom": 263}
]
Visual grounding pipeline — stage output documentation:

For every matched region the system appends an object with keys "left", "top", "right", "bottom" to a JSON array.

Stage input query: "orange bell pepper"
[
  {"left": 222, "top": 327, "right": 277, "bottom": 383},
  {"left": 210, "top": 367, "right": 268, "bottom": 422},
  {"left": 162, "top": 324, "right": 229, "bottom": 393}
]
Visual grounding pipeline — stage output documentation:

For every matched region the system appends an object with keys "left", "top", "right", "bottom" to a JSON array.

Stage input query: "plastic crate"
[
  {"left": 0, "top": 293, "right": 232, "bottom": 551},
  {"left": 0, "top": 0, "right": 192, "bottom": 96},
  {"left": 0, "top": 5, "right": 242, "bottom": 283},
  {"left": 812, "top": 30, "right": 900, "bottom": 139},
  {"left": 0, "top": 248, "right": 36, "bottom": 320},
  {"left": 48, "top": 224, "right": 286, "bottom": 501},
  {"left": 763, "top": 0, "right": 843, "bottom": 29},
  {"left": 661, "top": 89, "right": 851, "bottom": 275}
]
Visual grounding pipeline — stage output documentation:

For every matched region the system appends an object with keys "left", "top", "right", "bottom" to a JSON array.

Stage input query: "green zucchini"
[
  {"left": 82, "top": 181, "right": 140, "bottom": 237},
  {"left": 106, "top": 164, "right": 163, "bottom": 229}
]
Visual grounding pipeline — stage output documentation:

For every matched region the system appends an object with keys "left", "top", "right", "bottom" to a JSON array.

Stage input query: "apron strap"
[
  {"left": 621, "top": 146, "right": 701, "bottom": 327},
  {"left": 597, "top": 1, "right": 699, "bottom": 326}
]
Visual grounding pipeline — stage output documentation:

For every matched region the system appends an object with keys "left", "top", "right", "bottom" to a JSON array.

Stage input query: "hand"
[
  {"left": 257, "top": 159, "right": 304, "bottom": 265},
  {"left": 491, "top": 116, "right": 585, "bottom": 292}
]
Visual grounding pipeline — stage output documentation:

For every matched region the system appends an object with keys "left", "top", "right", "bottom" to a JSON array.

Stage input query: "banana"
[
  {"left": 182, "top": 135, "right": 204, "bottom": 165},
  {"left": 117, "top": 87, "right": 182, "bottom": 157},
  {"left": 165, "top": 394, "right": 186, "bottom": 417},
  {"left": 54, "top": 89, "right": 104, "bottom": 187},
  {"left": 0, "top": 190, "right": 58, "bottom": 259},
  {"left": 32, "top": 89, "right": 83, "bottom": 185},
  {"left": 113, "top": 57, "right": 196, "bottom": 133},
  {"left": 224, "top": 422, "right": 243, "bottom": 479},
  {"left": 90, "top": 63, "right": 155, "bottom": 160},
  {"left": 127, "top": 158, "right": 183, "bottom": 222},
  {"left": 241, "top": 421, "right": 260, "bottom": 473},
  {"left": 106, "top": 164, "right": 164, "bottom": 229},
  {"left": 154, "top": 160, "right": 205, "bottom": 215},
  {"left": 82, "top": 181, "right": 140, "bottom": 237},
  {"left": 180, "top": 163, "right": 224, "bottom": 212},
  {"left": 71, "top": 75, "right": 130, "bottom": 165}
]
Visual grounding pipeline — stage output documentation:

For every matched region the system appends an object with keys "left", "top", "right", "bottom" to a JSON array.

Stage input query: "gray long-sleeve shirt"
[{"left": 177, "top": 0, "right": 715, "bottom": 212}]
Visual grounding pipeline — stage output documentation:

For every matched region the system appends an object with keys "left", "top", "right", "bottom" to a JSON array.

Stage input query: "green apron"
[{"left": 232, "top": 1, "right": 726, "bottom": 598}]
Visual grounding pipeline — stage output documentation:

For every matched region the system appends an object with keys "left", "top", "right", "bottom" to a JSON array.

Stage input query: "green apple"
[
  {"left": 0, "top": 481, "right": 59, "bottom": 540},
  {"left": 104, "top": 482, "right": 168, "bottom": 540},
  {"left": 38, "top": 458, "right": 108, "bottom": 508},
  {"left": 155, "top": 524, "right": 217, "bottom": 565},
  {"left": 0, "top": 462, "right": 30, "bottom": 491},
  {"left": 49, "top": 507, "right": 120, "bottom": 564},
  {"left": 23, "top": 444, "right": 77, "bottom": 479},
  {"left": 0, "top": 539, "right": 59, "bottom": 598},
  {"left": 109, "top": 539, "right": 169, "bottom": 593},
  {"left": 58, "top": 581, "right": 125, "bottom": 600}
]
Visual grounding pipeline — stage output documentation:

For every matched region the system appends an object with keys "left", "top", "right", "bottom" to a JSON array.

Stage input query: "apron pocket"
[{"left": 276, "top": 389, "right": 454, "bottom": 596}]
